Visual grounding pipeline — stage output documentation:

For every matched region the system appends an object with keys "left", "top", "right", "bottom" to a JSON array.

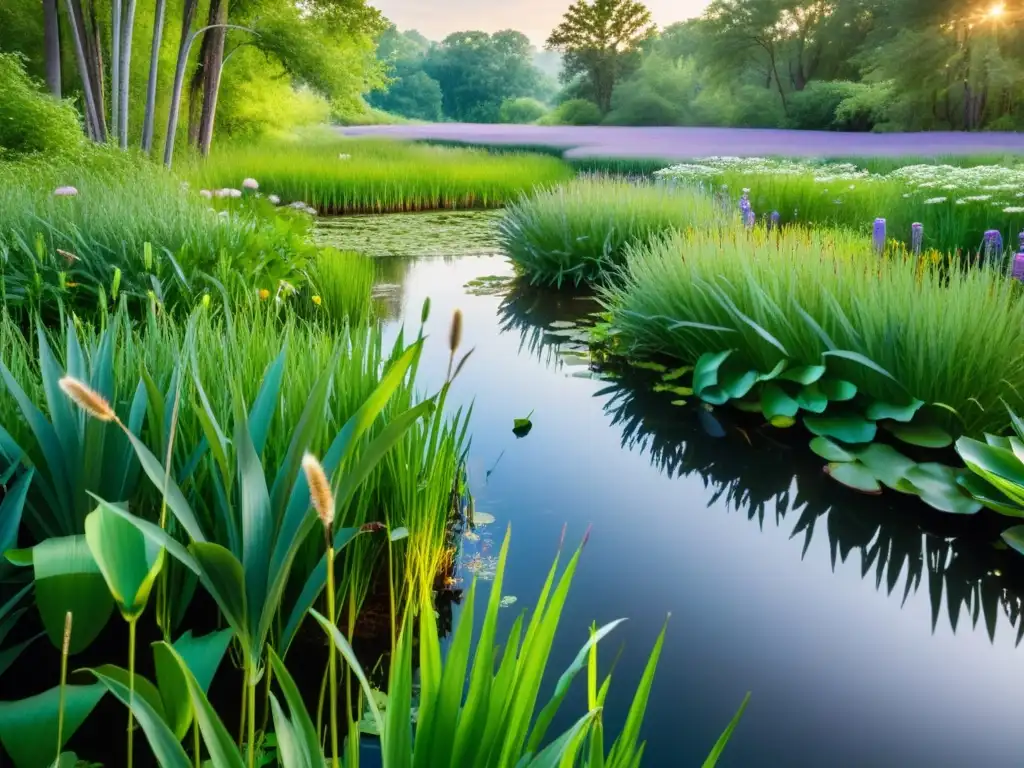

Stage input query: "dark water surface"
[{"left": 373, "top": 249, "right": 1024, "bottom": 767}]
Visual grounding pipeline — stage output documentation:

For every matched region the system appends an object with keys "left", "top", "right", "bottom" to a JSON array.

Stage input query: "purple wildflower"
[
  {"left": 1013, "top": 253, "right": 1024, "bottom": 281},
  {"left": 770, "top": 211, "right": 780, "bottom": 230},
  {"left": 911, "top": 223, "right": 923, "bottom": 256},
  {"left": 983, "top": 230, "right": 1004, "bottom": 264},
  {"left": 744, "top": 208, "right": 756, "bottom": 229},
  {"left": 1019, "top": 230, "right": 1024, "bottom": 251},
  {"left": 873, "top": 218, "right": 886, "bottom": 254}
]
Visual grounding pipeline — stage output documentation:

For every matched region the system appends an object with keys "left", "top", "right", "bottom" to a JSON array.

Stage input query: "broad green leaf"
[
  {"left": 247, "top": 347, "right": 287, "bottom": 457},
  {"left": 904, "top": 464, "right": 982, "bottom": 515},
  {"left": 606, "top": 620, "right": 667, "bottom": 766},
  {"left": 522, "top": 710, "right": 597, "bottom": 768},
  {"left": 795, "top": 383, "right": 828, "bottom": 414},
  {"left": 267, "top": 648, "right": 321, "bottom": 763},
  {"left": 957, "top": 472, "right": 1024, "bottom": 517},
  {"left": 0, "top": 684, "right": 105, "bottom": 768},
  {"left": 701, "top": 692, "right": 751, "bottom": 768},
  {"left": 779, "top": 365, "right": 826, "bottom": 385},
  {"left": 885, "top": 421, "right": 953, "bottom": 449},
  {"left": 235, "top": 412, "right": 272, "bottom": 644},
  {"left": 189, "top": 543, "right": 248, "bottom": 652},
  {"left": 155, "top": 629, "right": 234, "bottom": 740},
  {"left": 0, "top": 468, "right": 33, "bottom": 564},
  {"left": 84, "top": 503, "right": 163, "bottom": 620},
  {"left": 956, "top": 437, "right": 1024, "bottom": 506},
  {"left": 8, "top": 535, "right": 113, "bottom": 654},
  {"left": 1001, "top": 525, "right": 1024, "bottom": 556},
  {"left": 818, "top": 379, "right": 857, "bottom": 402},
  {"left": 809, "top": 437, "right": 856, "bottom": 462},
  {"left": 826, "top": 462, "right": 882, "bottom": 493},
  {"left": 697, "top": 387, "right": 731, "bottom": 406},
  {"left": 769, "top": 416, "right": 796, "bottom": 428},
  {"left": 804, "top": 415, "right": 876, "bottom": 444},
  {"left": 855, "top": 444, "right": 916, "bottom": 491},
  {"left": 760, "top": 384, "right": 799, "bottom": 421},
  {"left": 88, "top": 663, "right": 166, "bottom": 722},
  {"left": 865, "top": 399, "right": 925, "bottom": 423},
  {"left": 719, "top": 369, "right": 758, "bottom": 400},
  {"left": 755, "top": 359, "right": 788, "bottom": 383},
  {"left": 692, "top": 351, "right": 732, "bottom": 397}
]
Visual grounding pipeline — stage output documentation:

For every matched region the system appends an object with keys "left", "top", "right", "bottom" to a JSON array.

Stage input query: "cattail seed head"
[
  {"left": 62, "top": 611, "right": 73, "bottom": 656},
  {"left": 59, "top": 376, "right": 116, "bottom": 422},
  {"left": 448, "top": 309, "right": 463, "bottom": 354},
  {"left": 302, "top": 452, "right": 334, "bottom": 529}
]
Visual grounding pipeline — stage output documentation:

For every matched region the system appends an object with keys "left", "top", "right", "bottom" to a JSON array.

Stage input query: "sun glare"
[{"left": 986, "top": 2, "right": 1006, "bottom": 19}]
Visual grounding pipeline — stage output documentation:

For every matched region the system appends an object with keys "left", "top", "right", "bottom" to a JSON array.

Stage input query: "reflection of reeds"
[
  {"left": 495, "top": 276, "right": 599, "bottom": 368},
  {"left": 600, "top": 370, "right": 1024, "bottom": 643}
]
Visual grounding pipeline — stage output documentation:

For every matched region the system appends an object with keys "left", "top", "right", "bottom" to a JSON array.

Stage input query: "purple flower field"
[{"left": 341, "top": 124, "right": 1024, "bottom": 160}]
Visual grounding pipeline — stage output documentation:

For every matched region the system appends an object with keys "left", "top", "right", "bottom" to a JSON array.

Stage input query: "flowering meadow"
[{"left": 655, "top": 156, "right": 1024, "bottom": 256}]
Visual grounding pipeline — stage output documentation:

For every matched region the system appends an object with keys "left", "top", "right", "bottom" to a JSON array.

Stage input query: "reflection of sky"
[{"left": 381, "top": 254, "right": 1024, "bottom": 767}]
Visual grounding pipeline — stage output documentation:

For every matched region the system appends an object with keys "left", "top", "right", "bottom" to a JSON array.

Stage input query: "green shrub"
[
  {"left": 786, "top": 81, "right": 866, "bottom": 131},
  {"left": 188, "top": 133, "right": 573, "bottom": 214},
  {"left": 498, "top": 96, "right": 549, "bottom": 124},
  {"left": 0, "top": 52, "right": 83, "bottom": 156},
  {"left": 498, "top": 177, "right": 723, "bottom": 286},
  {"left": 603, "top": 225, "right": 1024, "bottom": 437},
  {"left": 546, "top": 98, "right": 603, "bottom": 126}
]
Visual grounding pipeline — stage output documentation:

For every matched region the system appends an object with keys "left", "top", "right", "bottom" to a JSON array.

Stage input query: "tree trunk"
[
  {"left": 84, "top": 0, "right": 108, "bottom": 137},
  {"left": 188, "top": 0, "right": 226, "bottom": 154},
  {"left": 141, "top": 0, "right": 166, "bottom": 153},
  {"left": 43, "top": 0, "right": 62, "bottom": 97},
  {"left": 110, "top": 0, "right": 121, "bottom": 140},
  {"left": 162, "top": 0, "right": 199, "bottom": 166},
  {"left": 117, "top": 0, "right": 136, "bottom": 146},
  {"left": 61, "top": 0, "right": 101, "bottom": 137}
]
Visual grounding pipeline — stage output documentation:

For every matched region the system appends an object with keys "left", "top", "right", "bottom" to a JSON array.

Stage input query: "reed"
[
  {"left": 186, "top": 135, "right": 573, "bottom": 215},
  {"left": 499, "top": 177, "right": 724, "bottom": 287}
]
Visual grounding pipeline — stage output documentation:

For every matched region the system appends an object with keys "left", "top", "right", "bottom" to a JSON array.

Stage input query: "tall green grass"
[
  {"left": 187, "top": 136, "right": 573, "bottom": 215},
  {"left": 603, "top": 225, "right": 1024, "bottom": 437},
  {"left": 0, "top": 148, "right": 320, "bottom": 320},
  {"left": 657, "top": 158, "right": 1024, "bottom": 255},
  {"left": 499, "top": 177, "right": 724, "bottom": 287},
  {"left": 308, "top": 248, "right": 375, "bottom": 324}
]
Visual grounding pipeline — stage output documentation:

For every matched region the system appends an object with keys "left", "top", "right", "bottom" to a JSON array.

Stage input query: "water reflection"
[{"left": 497, "top": 275, "right": 1024, "bottom": 645}]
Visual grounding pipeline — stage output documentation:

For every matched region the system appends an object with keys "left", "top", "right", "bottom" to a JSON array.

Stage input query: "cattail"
[
  {"left": 448, "top": 309, "right": 463, "bottom": 354},
  {"left": 62, "top": 611, "right": 73, "bottom": 655},
  {"left": 59, "top": 376, "right": 116, "bottom": 422},
  {"left": 302, "top": 452, "right": 334, "bottom": 529},
  {"left": 56, "top": 248, "right": 78, "bottom": 264}
]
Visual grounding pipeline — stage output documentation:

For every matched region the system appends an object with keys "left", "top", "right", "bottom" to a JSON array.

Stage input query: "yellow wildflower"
[
  {"left": 258, "top": 288, "right": 270, "bottom": 301},
  {"left": 312, "top": 295, "right": 322, "bottom": 306}
]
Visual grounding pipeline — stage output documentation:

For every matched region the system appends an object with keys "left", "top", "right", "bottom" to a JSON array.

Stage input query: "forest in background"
[{"left": 369, "top": 0, "right": 1024, "bottom": 132}]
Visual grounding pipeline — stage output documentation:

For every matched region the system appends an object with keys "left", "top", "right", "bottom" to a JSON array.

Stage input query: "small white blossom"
[
  {"left": 268, "top": 194, "right": 280, "bottom": 205},
  {"left": 227, "top": 188, "right": 242, "bottom": 199},
  {"left": 242, "top": 178, "right": 259, "bottom": 190},
  {"left": 199, "top": 189, "right": 213, "bottom": 199},
  {"left": 923, "top": 197, "right": 947, "bottom": 205},
  {"left": 53, "top": 186, "right": 78, "bottom": 197},
  {"left": 1004, "top": 206, "right": 1024, "bottom": 213},
  {"left": 338, "top": 154, "right": 351, "bottom": 160}
]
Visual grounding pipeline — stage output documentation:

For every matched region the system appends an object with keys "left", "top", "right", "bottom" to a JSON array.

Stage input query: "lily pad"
[
  {"left": 804, "top": 415, "right": 876, "bottom": 444},
  {"left": 756, "top": 360, "right": 788, "bottom": 382},
  {"left": 795, "top": 382, "right": 829, "bottom": 414},
  {"left": 697, "top": 386, "right": 731, "bottom": 406},
  {"left": 719, "top": 368, "right": 759, "bottom": 400},
  {"left": 548, "top": 320, "right": 577, "bottom": 329},
  {"left": 513, "top": 410, "right": 534, "bottom": 438},
  {"left": 632, "top": 360, "right": 668, "bottom": 373},
  {"left": 670, "top": 399, "right": 688, "bottom": 406},
  {"left": 693, "top": 350, "right": 732, "bottom": 397},
  {"left": 779, "top": 365, "right": 827, "bottom": 385},
  {"left": 499, "top": 596, "right": 518, "bottom": 608},
  {"left": 818, "top": 379, "right": 857, "bottom": 402},
  {"left": 855, "top": 443, "right": 916, "bottom": 491},
  {"left": 885, "top": 421, "right": 953, "bottom": 449},
  {"left": 809, "top": 436, "right": 856, "bottom": 462},
  {"left": 903, "top": 463, "right": 982, "bottom": 514},
  {"left": 865, "top": 399, "right": 925, "bottom": 423},
  {"left": 473, "top": 512, "right": 496, "bottom": 525},
  {"left": 761, "top": 383, "right": 799, "bottom": 420},
  {"left": 769, "top": 416, "right": 796, "bottom": 428},
  {"left": 825, "top": 462, "right": 882, "bottom": 493},
  {"left": 653, "top": 384, "right": 693, "bottom": 397}
]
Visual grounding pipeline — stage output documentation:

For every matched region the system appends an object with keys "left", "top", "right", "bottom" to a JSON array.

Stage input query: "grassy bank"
[
  {"left": 187, "top": 134, "right": 573, "bottom": 214},
  {"left": 656, "top": 157, "right": 1024, "bottom": 256},
  {"left": 499, "top": 177, "right": 723, "bottom": 286}
]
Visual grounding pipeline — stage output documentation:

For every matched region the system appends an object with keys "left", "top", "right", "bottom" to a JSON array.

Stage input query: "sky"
[{"left": 369, "top": 0, "right": 713, "bottom": 46}]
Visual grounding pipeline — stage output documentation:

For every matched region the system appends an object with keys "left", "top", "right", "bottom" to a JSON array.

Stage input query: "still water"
[{"left": 363, "top": 232, "right": 1024, "bottom": 766}]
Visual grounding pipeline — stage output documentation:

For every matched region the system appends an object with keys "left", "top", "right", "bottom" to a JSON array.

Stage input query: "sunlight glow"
[{"left": 986, "top": 2, "right": 1006, "bottom": 19}]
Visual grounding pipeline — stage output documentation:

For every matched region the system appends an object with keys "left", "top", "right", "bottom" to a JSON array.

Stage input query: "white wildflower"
[
  {"left": 1004, "top": 206, "right": 1024, "bottom": 213},
  {"left": 923, "top": 197, "right": 947, "bottom": 205},
  {"left": 227, "top": 188, "right": 242, "bottom": 199},
  {"left": 53, "top": 186, "right": 78, "bottom": 197},
  {"left": 242, "top": 178, "right": 259, "bottom": 190},
  {"left": 268, "top": 194, "right": 280, "bottom": 205}
]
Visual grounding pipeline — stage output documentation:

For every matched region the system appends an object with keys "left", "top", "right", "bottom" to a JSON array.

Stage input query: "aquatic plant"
[
  {"left": 499, "top": 177, "right": 723, "bottom": 287},
  {"left": 605, "top": 226, "right": 1024, "bottom": 436},
  {"left": 187, "top": 135, "right": 572, "bottom": 215},
  {"left": 307, "top": 248, "right": 375, "bottom": 324}
]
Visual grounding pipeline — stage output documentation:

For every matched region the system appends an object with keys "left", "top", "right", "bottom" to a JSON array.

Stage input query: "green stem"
[
  {"left": 247, "top": 662, "right": 256, "bottom": 768},
  {"left": 326, "top": 545, "right": 339, "bottom": 768},
  {"left": 387, "top": 532, "right": 396, "bottom": 659},
  {"left": 316, "top": 661, "right": 328, "bottom": 745},
  {"left": 128, "top": 618, "right": 137, "bottom": 768},
  {"left": 56, "top": 633, "right": 69, "bottom": 762},
  {"left": 238, "top": 670, "right": 247, "bottom": 749},
  {"left": 193, "top": 717, "right": 200, "bottom": 768}
]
